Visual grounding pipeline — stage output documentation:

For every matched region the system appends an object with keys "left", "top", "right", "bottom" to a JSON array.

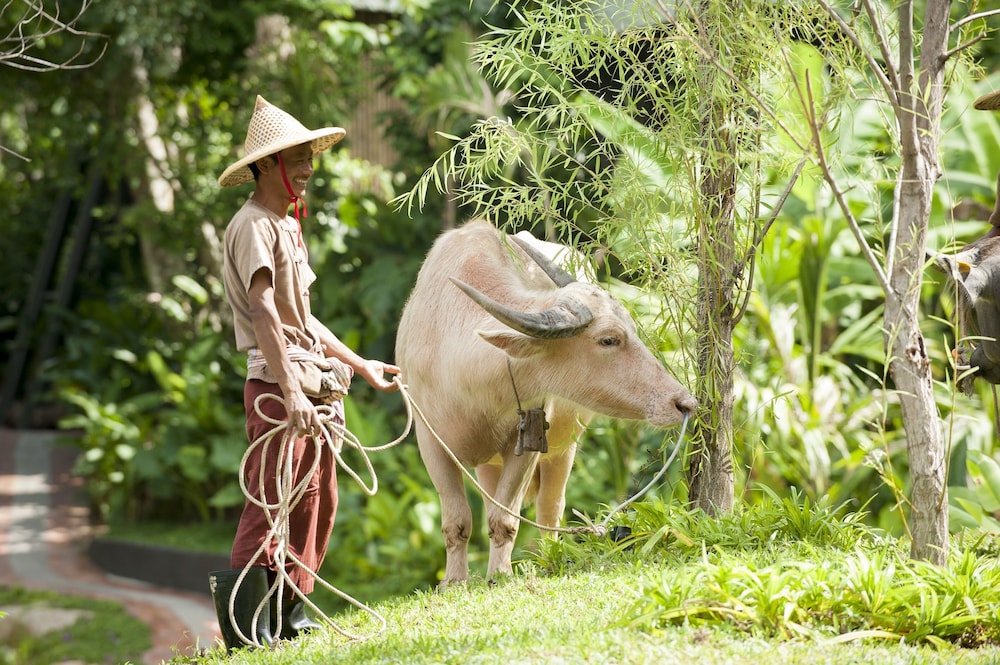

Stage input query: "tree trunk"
[
  {"left": 132, "top": 52, "right": 185, "bottom": 294},
  {"left": 687, "top": 46, "right": 738, "bottom": 513},
  {"left": 886, "top": 161, "right": 948, "bottom": 564},
  {"left": 886, "top": 0, "right": 949, "bottom": 564},
  {"left": 688, "top": 214, "right": 737, "bottom": 514}
]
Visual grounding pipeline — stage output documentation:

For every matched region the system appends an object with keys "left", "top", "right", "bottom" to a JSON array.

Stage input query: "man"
[{"left": 209, "top": 95, "right": 400, "bottom": 651}]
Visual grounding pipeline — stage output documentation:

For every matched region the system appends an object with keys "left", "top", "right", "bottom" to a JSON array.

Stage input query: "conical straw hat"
[{"left": 218, "top": 95, "right": 346, "bottom": 187}]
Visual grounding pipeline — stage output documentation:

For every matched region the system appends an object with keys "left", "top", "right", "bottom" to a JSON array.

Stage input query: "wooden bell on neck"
[{"left": 515, "top": 408, "right": 549, "bottom": 455}]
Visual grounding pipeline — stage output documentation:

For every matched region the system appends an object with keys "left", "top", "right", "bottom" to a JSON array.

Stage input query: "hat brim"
[
  {"left": 218, "top": 127, "right": 346, "bottom": 188},
  {"left": 974, "top": 89, "right": 1000, "bottom": 111}
]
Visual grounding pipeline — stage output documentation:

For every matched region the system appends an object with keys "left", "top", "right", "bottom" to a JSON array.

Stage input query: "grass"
[
  {"left": 167, "top": 494, "right": 1000, "bottom": 665},
  {"left": 104, "top": 519, "right": 235, "bottom": 554},
  {"left": 0, "top": 585, "right": 151, "bottom": 665},
  {"left": 176, "top": 565, "right": 1000, "bottom": 665}
]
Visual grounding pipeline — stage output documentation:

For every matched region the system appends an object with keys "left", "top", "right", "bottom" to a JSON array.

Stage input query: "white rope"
[
  {"left": 229, "top": 388, "right": 415, "bottom": 647},
  {"left": 227, "top": 376, "right": 688, "bottom": 648},
  {"left": 573, "top": 411, "right": 689, "bottom": 536},
  {"left": 397, "top": 381, "right": 690, "bottom": 537}
]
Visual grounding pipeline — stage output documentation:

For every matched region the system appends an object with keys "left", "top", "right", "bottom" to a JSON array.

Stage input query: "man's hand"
[
  {"left": 285, "top": 386, "right": 323, "bottom": 435},
  {"left": 357, "top": 359, "right": 401, "bottom": 392}
]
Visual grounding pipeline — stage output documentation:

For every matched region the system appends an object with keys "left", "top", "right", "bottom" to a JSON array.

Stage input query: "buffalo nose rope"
[
  {"left": 225, "top": 378, "right": 689, "bottom": 648},
  {"left": 400, "top": 383, "right": 692, "bottom": 538},
  {"left": 574, "top": 409, "right": 690, "bottom": 537}
]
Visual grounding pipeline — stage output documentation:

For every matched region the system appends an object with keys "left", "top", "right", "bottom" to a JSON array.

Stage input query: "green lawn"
[
  {"left": 0, "top": 585, "right": 151, "bottom": 665},
  {"left": 177, "top": 563, "right": 1000, "bottom": 665},
  {"left": 165, "top": 497, "right": 1000, "bottom": 665},
  {"left": 106, "top": 520, "right": 235, "bottom": 554}
]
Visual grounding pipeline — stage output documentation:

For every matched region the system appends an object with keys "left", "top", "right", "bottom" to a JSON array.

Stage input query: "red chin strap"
[{"left": 276, "top": 153, "right": 307, "bottom": 222}]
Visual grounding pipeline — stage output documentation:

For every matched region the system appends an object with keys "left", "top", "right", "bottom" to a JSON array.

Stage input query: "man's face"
[{"left": 275, "top": 143, "right": 315, "bottom": 198}]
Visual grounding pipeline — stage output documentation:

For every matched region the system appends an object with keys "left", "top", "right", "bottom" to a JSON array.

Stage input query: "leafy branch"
[
  {"left": 1, "top": 0, "right": 106, "bottom": 72},
  {"left": 1, "top": 0, "right": 107, "bottom": 161}
]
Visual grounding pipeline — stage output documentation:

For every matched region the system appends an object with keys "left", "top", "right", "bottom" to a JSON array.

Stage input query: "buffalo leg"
[
  {"left": 480, "top": 449, "right": 540, "bottom": 577},
  {"left": 534, "top": 442, "right": 577, "bottom": 529},
  {"left": 415, "top": 422, "right": 473, "bottom": 586}
]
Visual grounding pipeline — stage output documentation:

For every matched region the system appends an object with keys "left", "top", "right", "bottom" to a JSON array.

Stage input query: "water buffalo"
[
  {"left": 931, "top": 235, "right": 1000, "bottom": 391},
  {"left": 930, "top": 170, "right": 1000, "bottom": 393},
  {"left": 395, "top": 220, "right": 696, "bottom": 585}
]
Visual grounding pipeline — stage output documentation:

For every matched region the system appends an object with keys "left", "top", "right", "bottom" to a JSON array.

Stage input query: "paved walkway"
[{"left": 0, "top": 428, "right": 220, "bottom": 664}]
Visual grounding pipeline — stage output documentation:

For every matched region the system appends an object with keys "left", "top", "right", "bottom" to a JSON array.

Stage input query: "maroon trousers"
[{"left": 231, "top": 379, "right": 340, "bottom": 595}]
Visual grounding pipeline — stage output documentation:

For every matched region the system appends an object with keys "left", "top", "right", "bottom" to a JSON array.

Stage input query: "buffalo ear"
[{"left": 477, "top": 330, "right": 545, "bottom": 358}]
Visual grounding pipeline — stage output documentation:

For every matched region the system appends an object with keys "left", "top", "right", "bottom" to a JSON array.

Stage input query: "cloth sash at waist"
[{"left": 247, "top": 346, "right": 353, "bottom": 404}]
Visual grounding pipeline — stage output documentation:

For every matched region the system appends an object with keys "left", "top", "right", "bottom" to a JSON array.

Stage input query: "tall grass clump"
[{"left": 531, "top": 493, "right": 1000, "bottom": 648}]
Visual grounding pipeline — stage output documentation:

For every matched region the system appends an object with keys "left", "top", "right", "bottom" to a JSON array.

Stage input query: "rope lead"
[{"left": 228, "top": 378, "right": 688, "bottom": 647}]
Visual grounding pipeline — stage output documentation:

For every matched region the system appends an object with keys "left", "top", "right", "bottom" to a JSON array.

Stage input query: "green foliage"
[
  {"left": 5, "top": 0, "right": 466, "bottom": 531},
  {"left": 534, "top": 487, "right": 877, "bottom": 575},
  {"left": 532, "top": 495, "right": 1000, "bottom": 649},
  {"left": 173, "top": 495, "right": 1000, "bottom": 664},
  {"left": 723, "top": 63, "right": 1000, "bottom": 534},
  {"left": 55, "top": 278, "right": 247, "bottom": 524},
  {"left": 950, "top": 450, "right": 1000, "bottom": 533},
  {"left": 622, "top": 546, "right": 1000, "bottom": 646},
  {"left": 624, "top": 538, "right": 1000, "bottom": 648}
]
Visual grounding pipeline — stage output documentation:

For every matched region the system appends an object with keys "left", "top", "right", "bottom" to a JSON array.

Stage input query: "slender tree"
[
  {"left": 876, "top": 0, "right": 951, "bottom": 564},
  {"left": 798, "top": 0, "right": 1000, "bottom": 563},
  {"left": 685, "top": 2, "right": 741, "bottom": 514},
  {"left": 401, "top": 0, "right": 814, "bottom": 515}
]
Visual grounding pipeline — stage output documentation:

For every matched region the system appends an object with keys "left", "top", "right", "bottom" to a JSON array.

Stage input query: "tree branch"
[
  {"left": 0, "top": 0, "right": 106, "bottom": 72},
  {"left": 941, "top": 0, "right": 1000, "bottom": 60},
  {"left": 804, "top": 74, "right": 892, "bottom": 294},
  {"left": 950, "top": 8, "right": 1000, "bottom": 34},
  {"left": 862, "top": 0, "right": 901, "bottom": 96},
  {"left": 816, "top": 0, "right": 900, "bottom": 111},
  {"left": 731, "top": 156, "right": 808, "bottom": 327},
  {"left": 0, "top": 144, "right": 31, "bottom": 162},
  {"left": 943, "top": 33, "right": 986, "bottom": 61}
]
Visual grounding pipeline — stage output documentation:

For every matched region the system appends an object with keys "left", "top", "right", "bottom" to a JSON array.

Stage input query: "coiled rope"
[
  {"left": 228, "top": 386, "right": 415, "bottom": 647},
  {"left": 228, "top": 377, "right": 689, "bottom": 647}
]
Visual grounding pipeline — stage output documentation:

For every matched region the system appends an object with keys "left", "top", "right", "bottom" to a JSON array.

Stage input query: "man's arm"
[
  {"left": 309, "top": 315, "right": 400, "bottom": 392},
  {"left": 249, "top": 269, "right": 322, "bottom": 434}
]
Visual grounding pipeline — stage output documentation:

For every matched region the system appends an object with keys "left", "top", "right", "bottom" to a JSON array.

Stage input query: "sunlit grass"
[{"left": 173, "top": 496, "right": 1000, "bottom": 664}]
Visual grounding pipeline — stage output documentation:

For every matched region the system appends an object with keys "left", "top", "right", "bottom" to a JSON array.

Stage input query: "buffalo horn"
[
  {"left": 450, "top": 278, "right": 594, "bottom": 339},
  {"left": 510, "top": 235, "right": 577, "bottom": 287}
]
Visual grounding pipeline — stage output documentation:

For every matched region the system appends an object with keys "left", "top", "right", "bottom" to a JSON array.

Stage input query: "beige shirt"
[{"left": 223, "top": 199, "right": 321, "bottom": 382}]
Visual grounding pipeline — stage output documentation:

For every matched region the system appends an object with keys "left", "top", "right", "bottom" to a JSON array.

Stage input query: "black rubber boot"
[
  {"left": 274, "top": 597, "right": 323, "bottom": 640},
  {"left": 208, "top": 568, "right": 274, "bottom": 651}
]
